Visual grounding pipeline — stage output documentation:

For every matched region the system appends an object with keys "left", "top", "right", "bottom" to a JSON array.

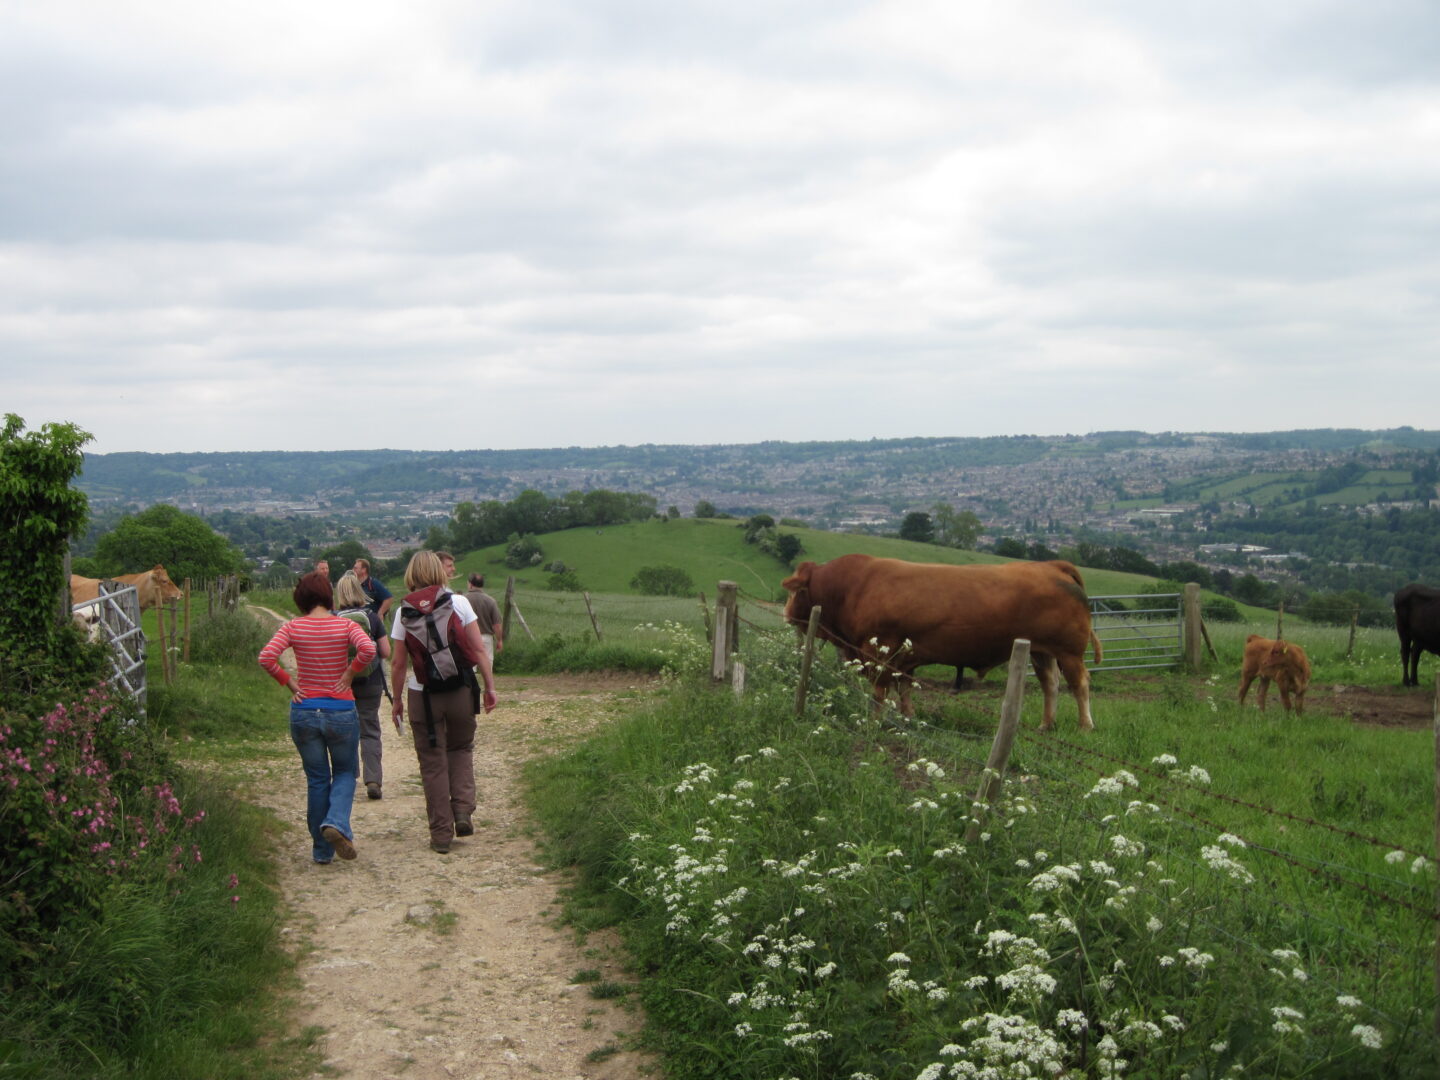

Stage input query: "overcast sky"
[{"left": 3, "top": 1, "right": 1437, "bottom": 455}]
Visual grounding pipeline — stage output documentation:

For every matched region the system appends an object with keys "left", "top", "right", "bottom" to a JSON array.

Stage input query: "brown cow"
[
  {"left": 71, "top": 565, "right": 183, "bottom": 610},
  {"left": 1237, "top": 635, "right": 1311, "bottom": 715},
  {"left": 782, "top": 555, "right": 1101, "bottom": 730}
]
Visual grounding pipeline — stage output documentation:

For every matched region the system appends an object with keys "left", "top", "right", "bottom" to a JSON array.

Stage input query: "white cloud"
[{"left": 2, "top": 0, "right": 1438, "bottom": 452}]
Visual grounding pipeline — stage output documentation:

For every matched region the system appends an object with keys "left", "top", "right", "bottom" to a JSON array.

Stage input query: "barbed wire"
[
  {"left": 1040, "top": 732, "right": 1430, "bottom": 861},
  {"left": 969, "top": 744, "right": 1427, "bottom": 958},
  {"left": 1027, "top": 734, "right": 1437, "bottom": 920}
]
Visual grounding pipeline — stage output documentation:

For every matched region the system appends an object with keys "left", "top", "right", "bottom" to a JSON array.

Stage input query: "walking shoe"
[
  {"left": 430, "top": 840, "right": 451, "bottom": 854},
  {"left": 454, "top": 815, "right": 474, "bottom": 837},
  {"left": 321, "top": 826, "right": 357, "bottom": 860},
  {"left": 366, "top": 782, "right": 382, "bottom": 800}
]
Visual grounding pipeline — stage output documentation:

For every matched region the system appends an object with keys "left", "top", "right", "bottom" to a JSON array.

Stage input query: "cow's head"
[
  {"left": 150, "top": 565, "right": 183, "bottom": 602},
  {"left": 780, "top": 562, "right": 817, "bottom": 629}
]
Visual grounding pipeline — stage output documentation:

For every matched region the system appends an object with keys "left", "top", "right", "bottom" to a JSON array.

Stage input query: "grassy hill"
[{"left": 453, "top": 519, "right": 1173, "bottom": 601}]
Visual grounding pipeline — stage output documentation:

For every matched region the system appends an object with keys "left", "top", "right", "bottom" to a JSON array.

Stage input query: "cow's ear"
[{"left": 782, "top": 562, "right": 814, "bottom": 594}]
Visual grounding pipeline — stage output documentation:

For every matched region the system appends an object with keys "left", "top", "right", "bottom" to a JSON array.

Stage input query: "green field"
[{"left": 453, "top": 519, "right": 1168, "bottom": 605}]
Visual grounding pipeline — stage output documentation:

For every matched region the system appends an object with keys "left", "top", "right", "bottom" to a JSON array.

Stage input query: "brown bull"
[
  {"left": 1237, "top": 635, "right": 1311, "bottom": 715},
  {"left": 782, "top": 555, "right": 1101, "bottom": 730},
  {"left": 71, "top": 565, "right": 183, "bottom": 611}
]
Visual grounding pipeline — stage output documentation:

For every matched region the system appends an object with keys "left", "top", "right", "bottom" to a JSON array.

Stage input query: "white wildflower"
[{"left": 1351, "top": 1024, "right": 1383, "bottom": 1049}]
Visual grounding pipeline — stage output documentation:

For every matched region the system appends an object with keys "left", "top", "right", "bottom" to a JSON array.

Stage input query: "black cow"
[{"left": 1394, "top": 583, "right": 1440, "bottom": 687}]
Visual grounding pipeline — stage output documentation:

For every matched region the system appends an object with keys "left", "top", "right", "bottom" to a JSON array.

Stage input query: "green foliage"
[
  {"left": 505, "top": 533, "right": 544, "bottom": 569},
  {"left": 0, "top": 414, "right": 91, "bottom": 661},
  {"left": 95, "top": 504, "right": 245, "bottom": 582},
  {"left": 899, "top": 510, "right": 934, "bottom": 543},
  {"left": 314, "top": 539, "right": 372, "bottom": 575},
  {"left": 1202, "top": 596, "right": 1243, "bottom": 623},
  {"left": 547, "top": 569, "right": 585, "bottom": 592},
  {"left": 992, "top": 537, "right": 1026, "bottom": 559},
  {"left": 693, "top": 499, "right": 718, "bottom": 519},
  {"left": 631, "top": 565, "right": 697, "bottom": 597},
  {"left": 932, "top": 503, "right": 982, "bottom": 548},
  {"left": 494, "top": 632, "right": 672, "bottom": 675},
  {"left": 188, "top": 609, "right": 270, "bottom": 665},
  {"left": 526, "top": 631, "right": 1434, "bottom": 1080}
]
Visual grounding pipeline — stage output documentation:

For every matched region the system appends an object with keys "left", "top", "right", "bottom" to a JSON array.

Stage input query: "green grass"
[
  {"left": 0, "top": 768, "right": 314, "bottom": 1080},
  {"left": 524, "top": 618, "right": 1436, "bottom": 1080},
  {"left": 0, "top": 603, "right": 316, "bottom": 1078}
]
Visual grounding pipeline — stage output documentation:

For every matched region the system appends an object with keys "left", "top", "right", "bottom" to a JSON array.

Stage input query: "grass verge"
[{"left": 525, "top": 622, "right": 1437, "bottom": 1079}]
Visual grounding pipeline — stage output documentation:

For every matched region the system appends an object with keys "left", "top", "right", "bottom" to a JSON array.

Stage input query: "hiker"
[
  {"left": 465, "top": 572, "right": 504, "bottom": 660},
  {"left": 390, "top": 550, "right": 498, "bottom": 854},
  {"left": 258, "top": 570, "right": 375, "bottom": 864},
  {"left": 353, "top": 557, "right": 394, "bottom": 620},
  {"left": 335, "top": 571, "right": 392, "bottom": 800}
]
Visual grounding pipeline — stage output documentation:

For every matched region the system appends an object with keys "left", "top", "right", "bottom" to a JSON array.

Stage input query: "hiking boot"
[
  {"left": 366, "top": 782, "right": 382, "bottom": 800},
  {"left": 454, "top": 815, "right": 474, "bottom": 837},
  {"left": 321, "top": 826, "right": 357, "bottom": 861},
  {"left": 430, "top": 840, "right": 451, "bottom": 854}
]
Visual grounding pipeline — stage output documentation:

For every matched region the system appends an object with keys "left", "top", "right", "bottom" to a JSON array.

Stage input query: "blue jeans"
[{"left": 290, "top": 703, "right": 359, "bottom": 863}]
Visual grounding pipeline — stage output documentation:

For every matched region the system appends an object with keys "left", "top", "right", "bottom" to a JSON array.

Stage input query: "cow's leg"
[
  {"left": 1030, "top": 653, "right": 1060, "bottom": 731},
  {"left": 1256, "top": 676, "right": 1270, "bottom": 712},
  {"left": 1237, "top": 669, "right": 1255, "bottom": 707},
  {"left": 1400, "top": 633, "right": 1415, "bottom": 687},
  {"left": 1054, "top": 653, "right": 1094, "bottom": 732},
  {"left": 1276, "top": 680, "right": 1292, "bottom": 713},
  {"left": 1295, "top": 684, "right": 1306, "bottom": 716}
]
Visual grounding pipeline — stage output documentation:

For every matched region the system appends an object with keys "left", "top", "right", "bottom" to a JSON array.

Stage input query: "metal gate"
[
  {"left": 73, "top": 582, "right": 147, "bottom": 713},
  {"left": 1089, "top": 593, "right": 1182, "bottom": 673}
]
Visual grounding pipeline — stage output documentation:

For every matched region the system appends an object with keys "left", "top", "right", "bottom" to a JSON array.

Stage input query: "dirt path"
[{"left": 242, "top": 607, "right": 653, "bottom": 1079}]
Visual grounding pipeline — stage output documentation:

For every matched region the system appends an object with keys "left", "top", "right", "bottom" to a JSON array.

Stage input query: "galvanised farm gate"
[{"left": 1088, "top": 592, "right": 1183, "bottom": 672}]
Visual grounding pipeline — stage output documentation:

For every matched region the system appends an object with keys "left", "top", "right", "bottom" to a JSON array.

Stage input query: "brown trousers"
[{"left": 406, "top": 685, "right": 477, "bottom": 844}]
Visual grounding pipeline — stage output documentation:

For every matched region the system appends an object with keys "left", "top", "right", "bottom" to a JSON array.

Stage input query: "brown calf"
[{"left": 1237, "top": 635, "right": 1311, "bottom": 715}]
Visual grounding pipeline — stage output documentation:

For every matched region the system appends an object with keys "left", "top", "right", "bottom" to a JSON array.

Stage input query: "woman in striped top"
[{"left": 258, "top": 571, "right": 377, "bottom": 864}]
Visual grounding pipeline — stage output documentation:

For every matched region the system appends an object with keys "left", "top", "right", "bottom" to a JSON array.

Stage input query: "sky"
[{"left": 3, "top": 1, "right": 1438, "bottom": 455}]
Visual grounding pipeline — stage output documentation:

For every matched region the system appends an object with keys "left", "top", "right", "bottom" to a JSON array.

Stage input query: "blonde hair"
[
  {"left": 404, "top": 550, "right": 447, "bottom": 591},
  {"left": 334, "top": 571, "right": 368, "bottom": 609}
]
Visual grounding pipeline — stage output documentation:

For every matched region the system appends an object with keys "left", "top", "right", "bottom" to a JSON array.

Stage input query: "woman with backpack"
[
  {"left": 390, "top": 550, "right": 498, "bottom": 854},
  {"left": 335, "top": 571, "right": 392, "bottom": 800},
  {"left": 258, "top": 570, "right": 377, "bottom": 864}
]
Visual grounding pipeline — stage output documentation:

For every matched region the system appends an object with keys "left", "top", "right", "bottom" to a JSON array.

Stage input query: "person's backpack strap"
[{"left": 338, "top": 608, "right": 378, "bottom": 681}]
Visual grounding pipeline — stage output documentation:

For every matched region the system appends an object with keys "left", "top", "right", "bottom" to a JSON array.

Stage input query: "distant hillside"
[
  {"left": 454, "top": 519, "right": 1165, "bottom": 602},
  {"left": 77, "top": 429, "right": 1440, "bottom": 506}
]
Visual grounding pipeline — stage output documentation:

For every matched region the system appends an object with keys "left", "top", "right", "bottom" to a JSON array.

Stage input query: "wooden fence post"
[
  {"left": 712, "top": 581, "right": 738, "bottom": 683},
  {"left": 1346, "top": 609, "right": 1358, "bottom": 660},
  {"left": 1183, "top": 583, "right": 1204, "bottom": 672},
  {"left": 154, "top": 602, "right": 170, "bottom": 685},
  {"left": 794, "top": 606, "right": 822, "bottom": 717},
  {"left": 1434, "top": 669, "right": 1439, "bottom": 1038},
  {"left": 583, "top": 592, "right": 603, "bottom": 641},
  {"left": 502, "top": 576, "right": 516, "bottom": 644},
  {"left": 698, "top": 591, "right": 712, "bottom": 644},
  {"left": 1275, "top": 600, "right": 1285, "bottom": 641},
  {"left": 964, "top": 639, "right": 1030, "bottom": 844},
  {"left": 183, "top": 579, "right": 192, "bottom": 663}
]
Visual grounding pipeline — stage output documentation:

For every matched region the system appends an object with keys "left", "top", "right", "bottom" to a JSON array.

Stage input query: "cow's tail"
[{"left": 1089, "top": 628, "right": 1103, "bottom": 665}]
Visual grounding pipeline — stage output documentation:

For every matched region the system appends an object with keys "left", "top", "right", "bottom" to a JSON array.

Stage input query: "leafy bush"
[
  {"left": 504, "top": 534, "right": 544, "bottom": 569},
  {"left": 631, "top": 565, "right": 696, "bottom": 597},
  {"left": 0, "top": 691, "right": 203, "bottom": 983},
  {"left": 1203, "top": 597, "right": 1243, "bottom": 623},
  {"left": 187, "top": 609, "right": 269, "bottom": 664},
  {"left": 547, "top": 569, "right": 584, "bottom": 592}
]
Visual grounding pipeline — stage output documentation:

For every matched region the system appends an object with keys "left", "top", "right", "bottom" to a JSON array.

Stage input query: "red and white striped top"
[{"left": 258, "top": 613, "right": 376, "bottom": 702}]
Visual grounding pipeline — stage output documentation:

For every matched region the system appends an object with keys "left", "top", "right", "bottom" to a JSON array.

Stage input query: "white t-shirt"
[{"left": 390, "top": 591, "right": 478, "bottom": 692}]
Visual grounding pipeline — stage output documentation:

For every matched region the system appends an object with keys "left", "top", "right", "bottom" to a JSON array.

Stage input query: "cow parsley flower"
[
  {"left": 1351, "top": 1024, "right": 1384, "bottom": 1049},
  {"left": 1385, "top": 849, "right": 1406, "bottom": 864}
]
